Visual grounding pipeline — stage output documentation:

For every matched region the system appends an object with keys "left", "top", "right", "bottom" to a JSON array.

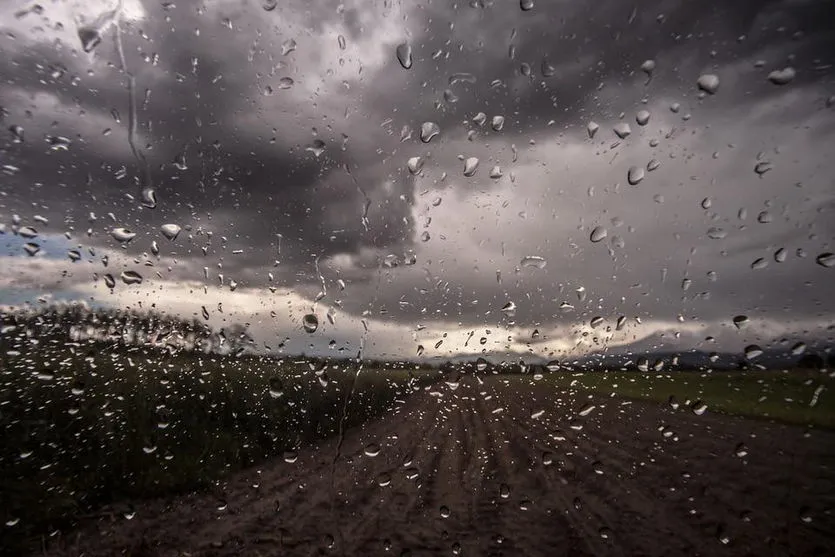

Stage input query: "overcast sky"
[{"left": 1, "top": 0, "right": 833, "bottom": 361}]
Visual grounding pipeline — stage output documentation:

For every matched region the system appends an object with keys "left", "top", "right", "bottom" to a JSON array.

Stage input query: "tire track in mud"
[{"left": 41, "top": 376, "right": 835, "bottom": 557}]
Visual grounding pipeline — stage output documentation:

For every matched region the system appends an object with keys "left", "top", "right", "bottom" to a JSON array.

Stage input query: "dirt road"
[{"left": 43, "top": 376, "right": 835, "bottom": 556}]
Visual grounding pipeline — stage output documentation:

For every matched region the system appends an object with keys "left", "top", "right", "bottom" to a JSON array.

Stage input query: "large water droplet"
[
  {"left": 635, "top": 110, "right": 650, "bottom": 126},
  {"left": 277, "top": 77, "right": 294, "bottom": 90},
  {"left": 520, "top": 255, "right": 546, "bottom": 269},
  {"left": 268, "top": 377, "right": 284, "bottom": 399},
  {"left": 732, "top": 315, "right": 749, "bottom": 329},
  {"left": 121, "top": 270, "right": 143, "bottom": 285},
  {"left": 520, "top": 0, "right": 534, "bottom": 10},
  {"left": 364, "top": 443, "right": 381, "bottom": 457},
  {"left": 473, "top": 112, "right": 487, "bottom": 126},
  {"left": 23, "top": 242, "right": 40, "bottom": 256},
  {"left": 640, "top": 59, "right": 656, "bottom": 75},
  {"left": 816, "top": 252, "right": 834, "bottom": 268},
  {"left": 9, "top": 125, "right": 24, "bottom": 143},
  {"left": 627, "top": 166, "right": 645, "bottom": 185},
  {"left": 407, "top": 157, "right": 424, "bottom": 174},
  {"left": 78, "top": 26, "right": 103, "bottom": 53},
  {"left": 141, "top": 187, "right": 157, "bottom": 209},
  {"left": 587, "top": 121, "right": 599, "bottom": 138},
  {"left": 767, "top": 67, "right": 795, "bottom": 85},
  {"left": 590, "top": 226, "right": 607, "bottom": 243},
  {"left": 420, "top": 122, "right": 440, "bottom": 143},
  {"left": 613, "top": 122, "right": 631, "bottom": 139},
  {"left": 306, "top": 139, "right": 326, "bottom": 157},
  {"left": 463, "top": 157, "right": 479, "bottom": 177},
  {"left": 500, "top": 301, "right": 517, "bottom": 315},
  {"left": 491, "top": 115, "right": 505, "bottom": 131},
  {"left": 111, "top": 228, "right": 137, "bottom": 243},
  {"left": 160, "top": 224, "right": 181, "bottom": 241},
  {"left": 396, "top": 43, "right": 412, "bottom": 69},
  {"left": 476, "top": 357, "right": 488, "bottom": 371},
  {"left": 303, "top": 313, "right": 319, "bottom": 333},
  {"left": 697, "top": 74, "right": 720, "bottom": 94},
  {"left": 744, "top": 344, "right": 763, "bottom": 360},
  {"left": 18, "top": 226, "right": 38, "bottom": 239},
  {"left": 707, "top": 227, "right": 727, "bottom": 240}
]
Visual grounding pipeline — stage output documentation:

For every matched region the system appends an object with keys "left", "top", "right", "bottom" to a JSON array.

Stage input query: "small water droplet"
[
  {"left": 283, "top": 450, "right": 298, "bottom": 463},
  {"left": 473, "top": 112, "right": 487, "bottom": 126},
  {"left": 396, "top": 42, "right": 413, "bottom": 69},
  {"left": 589, "top": 317, "right": 604, "bottom": 329},
  {"left": 281, "top": 38, "right": 297, "bottom": 56},
  {"left": 104, "top": 274, "right": 116, "bottom": 288},
  {"left": 491, "top": 115, "right": 505, "bottom": 131},
  {"left": 499, "top": 483, "right": 511, "bottom": 499},
  {"left": 691, "top": 400, "right": 708, "bottom": 416},
  {"left": 707, "top": 227, "right": 727, "bottom": 240},
  {"left": 635, "top": 110, "right": 650, "bottom": 126},
  {"left": 303, "top": 313, "right": 319, "bottom": 333},
  {"left": 697, "top": 74, "right": 720, "bottom": 94},
  {"left": 463, "top": 157, "right": 479, "bottom": 177},
  {"left": 520, "top": 0, "right": 534, "bottom": 11},
  {"left": 338, "top": 34, "right": 346, "bottom": 50},
  {"left": 590, "top": 226, "right": 607, "bottom": 243},
  {"left": 670, "top": 102, "right": 681, "bottom": 113},
  {"left": 364, "top": 443, "right": 381, "bottom": 457},
  {"left": 587, "top": 121, "right": 599, "bottom": 138},
  {"left": 440, "top": 505, "right": 451, "bottom": 518},
  {"left": 640, "top": 59, "right": 656, "bottom": 75},
  {"left": 754, "top": 161, "right": 772, "bottom": 176},
  {"left": 734, "top": 443, "right": 749, "bottom": 458},
  {"left": 501, "top": 301, "right": 517, "bottom": 315},
  {"left": 277, "top": 76, "right": 294, "bottom": 90}
]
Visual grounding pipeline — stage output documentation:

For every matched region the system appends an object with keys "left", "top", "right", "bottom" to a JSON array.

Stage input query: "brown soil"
[{"left": 41, "top": 376, "right": 835, "bottom": 557}]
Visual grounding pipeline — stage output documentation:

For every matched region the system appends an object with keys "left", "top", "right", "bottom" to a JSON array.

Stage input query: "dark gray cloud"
[{"left": 1, "top": 0, "right": 833, "bottom": 358}]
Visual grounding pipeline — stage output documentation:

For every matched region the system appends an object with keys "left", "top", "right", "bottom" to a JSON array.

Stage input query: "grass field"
[
  {"left": 0, "top": 340, "right": 438, "bottom": 555},
  {"left": 534, "top": 369, "right": 835, "bottom": 428}
]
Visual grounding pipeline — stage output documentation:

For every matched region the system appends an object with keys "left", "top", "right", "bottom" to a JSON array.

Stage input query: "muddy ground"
[{"left": 41, "top": 376, "right": 835, "bottom": 556}]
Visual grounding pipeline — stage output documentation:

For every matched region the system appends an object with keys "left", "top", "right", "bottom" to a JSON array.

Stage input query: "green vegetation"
[
  {"left": 537, "top": 370, "right": 835, "bottom": 428},
  {"left": 0, "top": 309, "right": 438, "bottom": 555}
]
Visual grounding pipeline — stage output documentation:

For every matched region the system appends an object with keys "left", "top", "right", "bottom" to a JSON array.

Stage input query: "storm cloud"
[{"left": 1, "top": 0, "right": 833, "bottom": 360}]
